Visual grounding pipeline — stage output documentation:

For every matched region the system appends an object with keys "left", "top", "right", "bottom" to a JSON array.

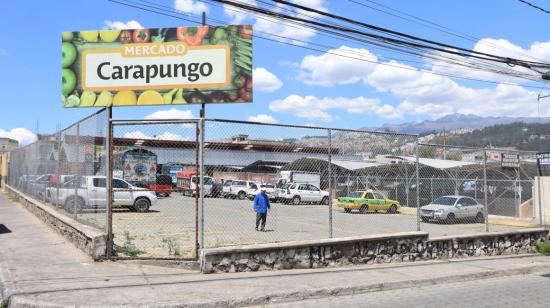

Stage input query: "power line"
[
  {"left": 107, "top": 0, "right": 549, "bottom": 89},
  {"left": 518, "top": 0, "right": 550, "bottom": 14},
  {"left": 349, "top": 0, "right": 548, "bottom": 63},
  {"left": 265, "top": 0, "right": 550, "bottom": 69}
]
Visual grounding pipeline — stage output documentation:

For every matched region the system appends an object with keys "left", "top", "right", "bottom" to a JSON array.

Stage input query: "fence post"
[
  {"left": 416, "top": 140, "right": 420, "bottom": 231},
  {"left": 195, "top": 121, "right": 200, "bottom": 258},
  {"left": 483, "top": 148, "right": 489, "bottom": 232},
  {"left": 328, "top": 128, "right": 333, "bottom": 239},
  {"left": 199, "top": 118, "right": 205, "bottom": 250},
  {"left": 106, "top": 107, "right": 114, "bottom": 259},
  {"left": 56, "top": 130, "right": 62, "bottom": 209},
  {"left": 73, "top": 123, "right": 80, "bottom": 220}
]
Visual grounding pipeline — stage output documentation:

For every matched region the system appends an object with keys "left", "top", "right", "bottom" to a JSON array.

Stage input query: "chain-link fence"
[
  {"left": 110, "top": 120, "right": 199, "bottom": 259},
  {"left": 6, "top": 112, "right": 546, "bottom": 260},
  {"left": 8, "top": 109, "right": 108, "bottom": 230}
]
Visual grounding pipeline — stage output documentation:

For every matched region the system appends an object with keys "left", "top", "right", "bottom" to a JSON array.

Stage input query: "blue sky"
[{"left": 1, "top": 0, "right": 549, "bottom": 144}]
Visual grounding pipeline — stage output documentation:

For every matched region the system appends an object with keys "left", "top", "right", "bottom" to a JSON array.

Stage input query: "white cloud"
[
  {"left": 223, "top": 0, "right": 257, "bottom": 24},
  {"left": 123, "top": 130, "right": 188, "bottom": 141},
  {"left": 145, "top": 109, "right": 194, "bottom": 120},
  {"left": 174, "top": 0, "right": 209, "bottom": 15},
  {"left": 103, "top": 20, "right": 142, "bottom": 30},
  {"left": 298, "top": 46, "right": 377, "bottom": 86},
  {"left": 269, "top": 94, "right": 400, "bottom": 122},
  {"left": 247, "top": 114, "right": 278, "bottom": 124},
  {"left": 292, "top": 39, "right": 550, "bottom": 119},
  {"left": 253, "top": 67, "right": 283, "bottom": 92},
  {"left": 0, "top": 128, "right": 36, "bottom": 146}
]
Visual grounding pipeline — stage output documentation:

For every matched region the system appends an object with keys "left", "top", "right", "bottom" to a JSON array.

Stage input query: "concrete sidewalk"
[{"left": 2, "top": 192, "right": 550, "bottom": 308}]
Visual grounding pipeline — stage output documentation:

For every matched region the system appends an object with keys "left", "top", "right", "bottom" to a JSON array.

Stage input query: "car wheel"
[
  {"left": 133, "top": 198, "right": 150, "bottom": 213},
  {"left": 238, "top": 191, "right": 246, "bottom": 200},
  {"left": 359, "top": 204, "right": 368, "bottom": 214},
  {"left": 387, "top": 204, "right": 398, "bottom": 214},
  {"left": 446, "top": 213, "right": 456, "bottom": 224},
  {"left": 476, "top": 212, "right": 484, "bottom": 223},
  {"left": 344, "top": 208, "right": 351, "bottom": 213},
  {"left": 292, "top": 196, "right": 301, "bottom": 205},
  {"left": 321, "top": 197, "right": 329, "bottom": 205}
]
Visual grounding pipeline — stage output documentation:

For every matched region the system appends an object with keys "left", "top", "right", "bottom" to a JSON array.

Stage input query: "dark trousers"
[{"left": 256, "top": 212, "right": 267, "bottom": 230}]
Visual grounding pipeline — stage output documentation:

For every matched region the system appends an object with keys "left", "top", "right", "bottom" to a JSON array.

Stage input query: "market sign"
[
  {"left": 537, "top": 152, "right": 550, "bottom": 166},
  {"left": 62, "top": 26, "right": 253, "bottom": 107},
  {"left": 501, "top": 153, "right": 520, "bottom": 168}
]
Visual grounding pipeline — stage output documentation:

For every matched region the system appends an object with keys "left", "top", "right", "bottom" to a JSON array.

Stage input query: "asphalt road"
[
  {"left": 91, "top": 194, "right": 527, "bottom": 258},
  {"left": 266, "top": 272, "right": 550, "bottom": 308}
]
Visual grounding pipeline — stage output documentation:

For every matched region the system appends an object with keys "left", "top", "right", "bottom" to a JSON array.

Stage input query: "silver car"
[{"left": 420, "top": 195, "right": 485, "bottom": 223}]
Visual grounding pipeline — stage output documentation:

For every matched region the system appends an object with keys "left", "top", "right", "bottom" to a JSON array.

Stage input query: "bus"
[
  {"left": 176, "top": 170, "right": 213, "bottom": 197},
  {"left": 113, "top": 148, "right": 157, "bottom": 188}
]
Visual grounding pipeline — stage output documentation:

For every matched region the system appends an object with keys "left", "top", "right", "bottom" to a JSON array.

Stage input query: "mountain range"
[{"left": 363, "top": 114, "right": 550, "bottom": 134}]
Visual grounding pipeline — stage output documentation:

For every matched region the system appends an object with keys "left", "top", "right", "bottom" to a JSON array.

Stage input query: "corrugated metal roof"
[
  {"left": 395, "top": 156, "right": 478, "bottom": 169},
  {"left": 331, "top": 160, "right": 384, "bottom": 170}
]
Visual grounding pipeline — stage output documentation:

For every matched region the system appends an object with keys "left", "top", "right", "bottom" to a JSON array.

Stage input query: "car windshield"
[
  {"left": 191, "top": 177, "right": 213, "bottom": 184},
  {"left": 432, "top": 197, "right": 457, "bottom": 206},
  {"left": 261, "top": 184, "right": 274, "bottom": 188},
  {"left": 281, "top": 183, "right": 291, "bottom": 189},
  {"left": 348, "top": 191, "right": 363, "bottom": 198}
]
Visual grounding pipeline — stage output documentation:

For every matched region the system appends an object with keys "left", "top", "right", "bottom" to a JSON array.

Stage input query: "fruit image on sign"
[{"left": 61, "top": 25, "right": 253, "bottom": 107}]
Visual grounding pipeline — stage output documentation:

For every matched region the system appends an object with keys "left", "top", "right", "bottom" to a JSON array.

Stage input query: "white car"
[
  {"left": 225, "top": 180, "right": 260, "bottom": 200},
  {"left": 278, "top": 183, "right": 329, "bottom": 205},
  {"left": 420, "top": 195, "right": 485, "bottom": 223},
  {"left": 247, "top": 183, "right": 277, "bottom": 200},
  {"left": 49, "top": 176, "right": 158, "bottom": 213}
]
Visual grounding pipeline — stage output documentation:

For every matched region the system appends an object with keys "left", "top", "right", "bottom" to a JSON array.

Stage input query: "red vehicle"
[
  {"left": 176, "top": 170, "right": 213, "bottom": 197},
  {"left": 148, "top": 174, "right": 173, "bottom": 197}
]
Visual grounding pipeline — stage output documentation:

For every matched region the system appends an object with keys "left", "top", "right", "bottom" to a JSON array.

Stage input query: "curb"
[{"left": 5, "top": 262, "right": 550, "bottom": 308}]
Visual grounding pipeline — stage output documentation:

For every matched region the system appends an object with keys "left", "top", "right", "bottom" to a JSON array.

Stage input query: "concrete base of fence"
[
  {"left": 201, "top": 231, "right": 429, "bottom": 273},
  {"left": 201, "top": 229, "right": 548, "bottom": 274},
  {"left": 4, "top": 185, "right": 107, "bottom": 260}
]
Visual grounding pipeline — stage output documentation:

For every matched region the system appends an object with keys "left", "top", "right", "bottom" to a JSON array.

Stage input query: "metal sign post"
[
  {"left": 536, "top": 152, "right": 550, "bottom": 226},
  {"left": 198, "top": 11, "right": 207, "bottom": 252},
  {"left": 106, "top": 107, "right": 114, "bottom": 259}
]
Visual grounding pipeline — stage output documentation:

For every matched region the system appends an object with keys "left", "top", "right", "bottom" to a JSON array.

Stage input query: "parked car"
[
  {"left": 148, "top": 174, "right": 173, "bottom": 197},
  {"left": 420, "top": 195, "right": 485, "bottom": 223},
  {"left": 337, "top": 190, "right": 400, "bottom": 214},
  {"left": 49, "top": 176, "right": 158, "bottom": 213},
  {"left": 225, "top": 180, "right": 259, "bottom": 200},
  {"left": 278, "top": 183, "right": 329, "bottom": 205},
  {"left": 247, "top": 183, "right": 277, "bottom": 200}
]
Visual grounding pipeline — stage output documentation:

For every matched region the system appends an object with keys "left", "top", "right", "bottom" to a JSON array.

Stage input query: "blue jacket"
[{"left": 253, "top": 192, "right": 271, "bottom": 214}]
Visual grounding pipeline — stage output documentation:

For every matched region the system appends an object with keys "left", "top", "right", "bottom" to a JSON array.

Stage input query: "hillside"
[
  {"left": 362, "top": 113, "right": 550, "bottom": 134},
  {"left": 442, "top": 122, "right": 550, "bottom": 151}
]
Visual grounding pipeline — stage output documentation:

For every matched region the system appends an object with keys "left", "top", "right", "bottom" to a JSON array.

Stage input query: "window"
[
  {"left": 373, "top": 193, "right": 384, "bottom": 199},
  {"left": 365, "top": 193, "right": 374, "bottom": 199},
  {"left": 308, "top": 184, "right": 320, "bottom": 191},
  {"left": 113, "top": 179, "right": 129, "bottom": 189},
  {"left": 290, "top": 184, "right": 296, "bottom": 189},
  {"left": 348, "top": 191, "right": 363, "bottom": 198},
  {"left": 250, "top": 183, "right": 258, "bottom": 190},
  {"left": 433, "top": 197, "right": 457, "bottom": 206},
  {"left": 93, "top": 178, "right": 106, "bottom": 188},
  {"left": 460, "top": 198, "right": 478, "bottom": 206},
  {"left": 234, "top": 181, "right": 246, "bottom": 186}
]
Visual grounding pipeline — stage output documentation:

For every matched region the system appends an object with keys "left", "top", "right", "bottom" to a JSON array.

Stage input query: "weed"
[
  {"left": 536, "top": 241, "right": 550, "bottom": 255},
  {"left": 113, "top": 231, "right": 145, "bottom": 257},
  {"left": 161, "top": 237, "right": 181, "bottom": 256}
]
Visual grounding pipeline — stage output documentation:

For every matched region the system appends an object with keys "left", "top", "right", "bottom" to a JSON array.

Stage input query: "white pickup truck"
[{"left": 48, "top": 176, "right": 158, "bottom": 213}]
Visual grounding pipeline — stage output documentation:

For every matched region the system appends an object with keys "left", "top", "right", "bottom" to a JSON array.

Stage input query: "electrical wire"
[
  {"left": 107, "top": 0, "right": 549, "bottom": 89},
  {"left": 518, "top": 0, "right": 550, "bottom": 14}
]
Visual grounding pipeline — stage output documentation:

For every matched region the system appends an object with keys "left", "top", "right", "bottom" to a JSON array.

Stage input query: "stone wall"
[
  {"left": 5, "top": 185, "right": 107, "bottom": 260},
  {"left": 201, "top": 232, "right": 429, "bottom": 273},
  {"left": 425, "top": 229, "right": 548, "bottom": 259},
  {"left": 201, "top": 229, "right": 549, "bottom": 274}
]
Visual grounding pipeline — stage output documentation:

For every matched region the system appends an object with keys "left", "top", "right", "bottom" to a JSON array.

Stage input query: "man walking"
[{"left": 253, "top": 187, "right": 271, "bottom": 231}]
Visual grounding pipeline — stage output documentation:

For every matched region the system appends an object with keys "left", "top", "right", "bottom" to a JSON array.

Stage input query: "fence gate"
[{"left": 109, "top": 119, "right": 200, "bottom": 259}]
